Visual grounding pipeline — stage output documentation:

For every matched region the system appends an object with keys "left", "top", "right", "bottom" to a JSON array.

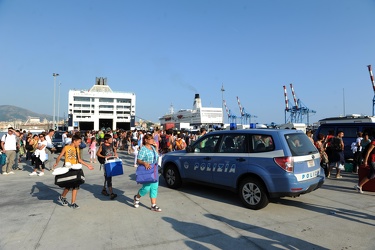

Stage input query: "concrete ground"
[{"left": 0, "top": 149, "right": 374, "bottom": 250}]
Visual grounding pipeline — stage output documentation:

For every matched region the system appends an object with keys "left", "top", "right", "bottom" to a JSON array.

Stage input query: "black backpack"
[
  {"left": 159, "top": 134, "right": 170, "bottom": 149},
  {"left": 330, "top": 137, "right": 342, "bottom": 151},
  {"left": 97, "top": 143, "right": 114, "bottom": 164}
]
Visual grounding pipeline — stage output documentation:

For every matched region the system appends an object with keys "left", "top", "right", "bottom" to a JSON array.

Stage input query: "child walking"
[
  {"left": 89, "top": 137, "right": 97, "bottom": 163},
  {"left": 53, "top": 135, "right": 94, "bottom": 209},
  {"left": 132, "top": 140, "right": 139, "bottom": 167},
  {"left": 97, "top": 134, "right": 118, "bottom": 200}
]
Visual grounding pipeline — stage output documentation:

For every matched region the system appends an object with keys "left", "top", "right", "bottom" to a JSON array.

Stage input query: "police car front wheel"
[
  {"left": 164, "top": 165, "right": 182, "bottom": 189},
  {"left": 239, "top": 177, "right": 269, "bottom": 210}
]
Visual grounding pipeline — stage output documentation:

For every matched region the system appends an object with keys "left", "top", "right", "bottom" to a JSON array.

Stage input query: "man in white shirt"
[
  {"left": 44, "top": 129, "right": 55, "bottom": 171},
  {"left": 1, "top": 127, "right": 17, "bottom": 175}
]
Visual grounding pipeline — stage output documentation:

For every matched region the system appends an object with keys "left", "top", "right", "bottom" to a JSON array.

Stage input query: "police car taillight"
[{"left": 274, "top": 157, "right": 294, "bottom": 172}]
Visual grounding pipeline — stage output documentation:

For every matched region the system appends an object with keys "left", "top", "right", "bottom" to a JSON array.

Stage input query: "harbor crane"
[
  {"left": 223, "top": 100, "right": 237, "bottom": 124},
  {"left": 236, "top": 96, "right": 257, "bottom": 125},
  {"left": 367, "top": 65, "right": 375, "bottom": 116},
  {"left": 283, "top": 84, "right": 316, "bottom": 124}
]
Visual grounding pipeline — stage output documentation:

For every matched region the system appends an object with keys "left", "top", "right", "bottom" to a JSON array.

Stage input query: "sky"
[{"left": 1, "top": 0, "right": 375, "bottom": 125}]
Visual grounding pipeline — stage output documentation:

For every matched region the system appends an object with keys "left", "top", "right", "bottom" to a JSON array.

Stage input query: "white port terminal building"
[{"left": 68, "top": 77, "right": 136, "bottom": 131}]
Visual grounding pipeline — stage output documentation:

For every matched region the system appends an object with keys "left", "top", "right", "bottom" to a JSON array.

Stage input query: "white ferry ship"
[{"left": 159, "top": 94, "right": 223, "bottom": 129}]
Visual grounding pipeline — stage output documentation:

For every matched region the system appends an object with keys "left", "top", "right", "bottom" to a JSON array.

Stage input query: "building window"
[
  {"left": 74, "top": 97, "right": 91, "bottom": 102},
  {"left": 99, "top": 111, "right": 114, "bottom": 115},
  {"left": 99, "top": 98, "right": 114, "bottom": 103},
  {"left": 99, "top": 105, "right": 114, "bottom": 109},
  {"left": 117, "top": 98, "right": 131, "bottom": 104}
]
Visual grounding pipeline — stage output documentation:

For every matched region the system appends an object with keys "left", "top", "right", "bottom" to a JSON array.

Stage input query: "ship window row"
[{"left": 73, "top": 97, "right": 133, "bottom": 103}]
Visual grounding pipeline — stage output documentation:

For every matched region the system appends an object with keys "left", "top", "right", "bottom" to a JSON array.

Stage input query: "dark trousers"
[{"left": 353, "top": 151, "right": 362, "bottom": 173}]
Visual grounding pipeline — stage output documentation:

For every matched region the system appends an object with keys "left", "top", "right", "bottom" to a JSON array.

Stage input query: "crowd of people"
[
  {"left": 0, "top": 126, "right": 206, "bottom": 210},
  {"left": 311, "top": 129, "right": 375, "bottom": 194},
  {"left": 3, "top": 125, "right": 374, "bottom": 209}
]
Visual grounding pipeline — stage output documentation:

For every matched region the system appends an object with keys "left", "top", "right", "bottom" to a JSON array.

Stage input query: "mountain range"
[{"left": 0, "top": 105, "right": 54, "bottom": 122}]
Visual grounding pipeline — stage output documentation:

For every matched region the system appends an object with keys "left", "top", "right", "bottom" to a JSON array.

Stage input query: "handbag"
[
  {"left": 0, "top": 153, "right": 6, "bottom": 165},
  {"left": 136, "top": 163, "right": 158, "bottom": 184},
  {"left": 55, "top": 169, "right": 85, "bottom": 188}
]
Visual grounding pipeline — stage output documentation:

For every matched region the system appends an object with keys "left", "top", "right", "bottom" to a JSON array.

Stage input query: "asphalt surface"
[{"left": 1, "top": 149, "right": 374, "bottom": 250}]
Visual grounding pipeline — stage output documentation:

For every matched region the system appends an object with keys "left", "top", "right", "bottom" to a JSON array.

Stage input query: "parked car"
[
  {"left": 161, "top": 129, "right": 325, "bottom": 210},
  {"left": 52, "top": 131, "right": 65, "bottom": 153}
]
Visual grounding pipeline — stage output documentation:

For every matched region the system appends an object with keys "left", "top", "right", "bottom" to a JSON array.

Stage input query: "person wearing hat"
[{"left": 1, "top": 127, "right": 18, "bottom": 175}]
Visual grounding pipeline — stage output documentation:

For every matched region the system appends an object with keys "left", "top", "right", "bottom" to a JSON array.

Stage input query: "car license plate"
[{"left": 307, "top": 160, "right": 315, "bottom": 167}]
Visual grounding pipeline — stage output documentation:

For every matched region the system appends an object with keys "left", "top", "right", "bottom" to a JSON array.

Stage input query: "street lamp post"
[
  {"left": 57, "top": 82, "right": 61, "bottom": 130},
  {"left": 221, "top": 83, "right": 225, "bottom": 125},
  {"left": 53, "top": 73, "right": 59, "bottom": 130}
]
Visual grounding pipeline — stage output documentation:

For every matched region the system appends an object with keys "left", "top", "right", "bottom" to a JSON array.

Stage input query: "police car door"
[
  {"left": 184, "top": 134, "right": 221, "bottom": 183},
  {"left": 211, "top": 134, "right": 248, "bottom": 188}
]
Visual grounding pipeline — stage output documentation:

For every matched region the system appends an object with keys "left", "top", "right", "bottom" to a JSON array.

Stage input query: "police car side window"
[
  {"left": 194, "top": 135, "right": 220, "bottom": 153},
  {"left": 220, "top": 135, "right": 246, "bottom": 153},
  {"left": 251, "top": 134, "right": 274, "bottom": 152}
]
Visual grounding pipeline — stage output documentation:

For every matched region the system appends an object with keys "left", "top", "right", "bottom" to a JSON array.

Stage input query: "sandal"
[
  {"left": 151, "top": 205, "right": 162, "bottom": 212},
  {"left": 134, "top": 195, "right": 140, "bottom": 208}
]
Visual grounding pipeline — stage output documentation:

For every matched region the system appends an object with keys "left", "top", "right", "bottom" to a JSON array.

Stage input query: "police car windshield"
[{"left": 285, "top": 133, "right": 318, "bottom": 156}]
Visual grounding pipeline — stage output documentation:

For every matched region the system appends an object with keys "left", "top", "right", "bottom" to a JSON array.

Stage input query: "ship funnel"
[{"left": 193, "top": 94, "right": 202, "bottom": 109}]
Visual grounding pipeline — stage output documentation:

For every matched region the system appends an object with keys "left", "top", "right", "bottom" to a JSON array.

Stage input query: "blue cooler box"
[{"left": 104, "top": 158, "right": 123, "bottom": 177}]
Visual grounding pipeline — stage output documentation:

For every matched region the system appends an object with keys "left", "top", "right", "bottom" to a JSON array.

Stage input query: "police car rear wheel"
[
  {"left": 164, "top": 165, "right": 182, "bottom": 189},
  {"left": 239, "top": 177, "right": 269, "bottom": 210}
]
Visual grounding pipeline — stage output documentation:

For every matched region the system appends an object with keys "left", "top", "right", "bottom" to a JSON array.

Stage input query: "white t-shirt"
[
  {"left": 45, "top": 134, "right": 54, "bottom": 148},
  {"left": 1, "top": 134, "right": 17, "bottom": 151}
]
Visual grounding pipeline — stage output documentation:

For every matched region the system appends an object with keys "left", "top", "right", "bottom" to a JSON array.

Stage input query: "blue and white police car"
[{"left": 161, "top": 129, "right": 325, "bottom": 210}]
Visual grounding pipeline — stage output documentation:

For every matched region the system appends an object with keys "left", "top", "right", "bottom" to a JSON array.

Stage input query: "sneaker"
[
  {"left": 354, "top": 185, "right": 364, "bottom": 194},
  {"left": 151, "top": 205, "right": 162, "bottom": 212},
  {"left": 2, "top": 172, "right": 8, "bottom": 175},
  {"left": 29, "top": 172, "right": 38, "bottom": 176},
  {"left": 110, "top": 193, "right": 117, "bottom": 200},
  {"left": 133, "top": 195, "right": 140, "bottom": 208},
  {"left": 101, "top": 189, "right": 109, "bottom": 196},
  {"left": 38, "top": 172, "right": 45, "bottom": 176},
  {"left": 71, "top": 203, "right": 80, "bottom": 209},
  {"left": 8, "top": 171, "right": 15, "bottom": 174},
  {"left": 58, "top": 195, "right": 69, "bottom": 206}
]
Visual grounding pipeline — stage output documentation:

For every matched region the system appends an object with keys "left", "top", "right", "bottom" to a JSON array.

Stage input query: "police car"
[{"left": 161, "top": 129, "right": 325, "bottom": 210}]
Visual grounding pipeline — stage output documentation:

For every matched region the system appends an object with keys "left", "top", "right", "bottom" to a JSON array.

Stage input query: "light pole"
[
  {"left": 221, "top": 83, "right": 225, "bottom": 125},
  {"left": 53, "top": 73, "right": 59, "bottom": 130},
  {"left": 57, "top": 82, "right": 61, "bottom": 130}
]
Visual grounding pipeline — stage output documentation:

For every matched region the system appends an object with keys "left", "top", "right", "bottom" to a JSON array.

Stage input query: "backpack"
[
  {"left": 97, "top": 143, "right": 114, "bottom": 164},
  {"left": 330, "top": 137, "right": 342, "bottom": 151},
  {"left": 160, "top": 134, "right": 170, "bottom": 149},
  {"left": 175, "top": 139, "right": 184, "bottom": 150}
]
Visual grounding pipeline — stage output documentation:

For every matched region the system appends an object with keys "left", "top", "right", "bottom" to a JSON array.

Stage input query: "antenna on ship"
[
  {"left": 169, "top": 104, "right": 174, "bottom": 114},
  {"left": 367, "top": 65, "right": 375, "bottom": 116}
]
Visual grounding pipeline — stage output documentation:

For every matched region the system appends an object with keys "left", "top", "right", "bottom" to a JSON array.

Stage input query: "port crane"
[
  {"left": 223, "top": 100, "right": 237, "bottom": 124},
  {"left": 236, "top": 96, "right": 257, "bottom": 125},
  {"left": 283, "top": 84, "right": 316, "bottom": 124},
  {"left": 367, "top": 65, "right": 375, "bottom": 116}
]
